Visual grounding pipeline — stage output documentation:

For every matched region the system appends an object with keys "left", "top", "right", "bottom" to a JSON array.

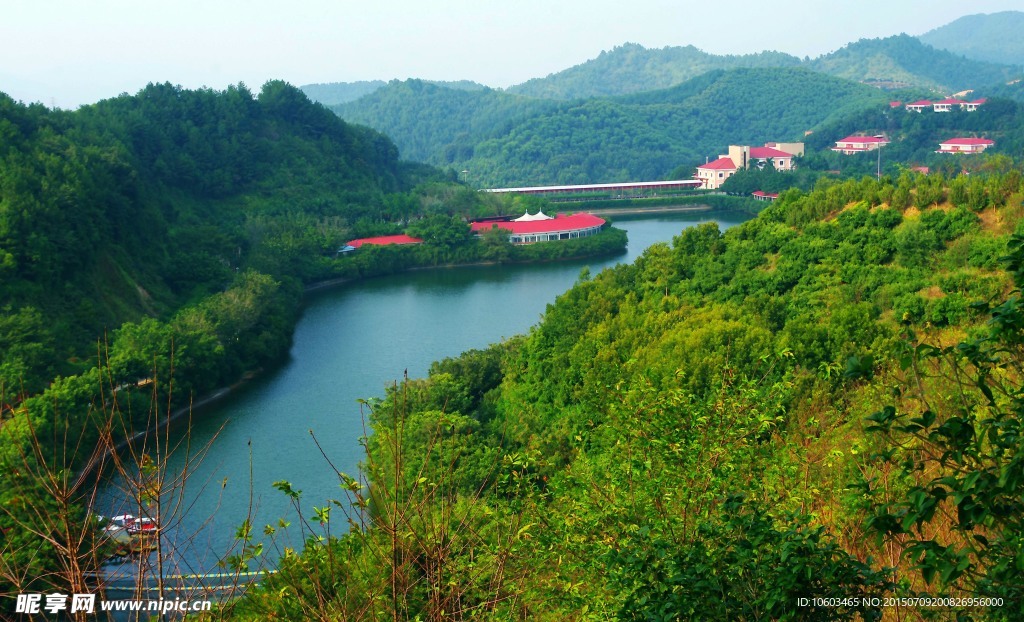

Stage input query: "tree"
[
  {"left": 406, "top": 215, "right": 472, "bottom": 248},
  {"left": 865, "top": 233, "right": 1024, "bottom": 617}
]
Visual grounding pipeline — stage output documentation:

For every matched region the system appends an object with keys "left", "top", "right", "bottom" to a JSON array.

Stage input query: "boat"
[
  {"left": 105, "top": 514, "right": 158, "bottom": 534},
  {"left": 98, "top": 514, "right": 159, "bottom": 558}
]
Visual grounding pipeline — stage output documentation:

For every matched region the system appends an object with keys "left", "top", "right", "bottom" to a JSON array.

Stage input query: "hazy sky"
[{"left": 2, "top": 0, "right": 1022, "bottom": 109}]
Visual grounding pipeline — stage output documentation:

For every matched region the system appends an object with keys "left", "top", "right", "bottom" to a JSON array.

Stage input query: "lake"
[{"left": 96, "top": 211, "right": 751, "bottom": 574}]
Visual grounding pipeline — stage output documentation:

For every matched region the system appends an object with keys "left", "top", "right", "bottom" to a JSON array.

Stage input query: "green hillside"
[
  {"left": 507, "top": 42, "right": 802, "bottom": 100},
  {"left": 0, "top": 83, "right": 406, "bottom": 393},
  {"left": 472, "top": 68, "right": 888, "bottom": 186},
  {"left": 985, "top": 79, "right": 1024, "bottom": 103},
  {"left": 331, "top": 79, "right": 559, "bottom": 165},
  {"left": 0, "top": 79, "right": 506, "bottom": 412},
  {"left": 919, "top": 11, "right": 1024, "bottom": 67},
  {"left": 229, "top": 170, "right": 1024, "bottom": 620},
  {"left": 800, "top": 97, "right": 1024, "bottom": 176},
  {"left": 332, "top": 68, "right": 887, "bottom": 187},
  {"left": 807, "top": 34, "right": 1020, "bottom": 93}
]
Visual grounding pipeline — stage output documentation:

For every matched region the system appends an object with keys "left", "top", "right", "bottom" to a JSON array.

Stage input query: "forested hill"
[
  {"left": 0, "top": 81, "right": 416, "bottom": 398},
  {"left": 918, "top": 11, "right": 1024, "bottom": 67},
  {"left": 807, "top": 34, "right": 1021, "bottom": 92},
  {"left": 464, "top": 68, "right": 886, "bottom": 186},
  {"left": 483, "top": 36, "right": 1017, "bottom": 102},
  {"left": 506, "top": 43, "right": 802, "bottom": 100},
  {"left": 334, "top": 68, "right": 887, "bottom": 187},
  {"left": 330, "top": 79, "right": 559, "bottom": 164},
  {"left": 301, "top": 79, "right": 489, "bottom": 106}
]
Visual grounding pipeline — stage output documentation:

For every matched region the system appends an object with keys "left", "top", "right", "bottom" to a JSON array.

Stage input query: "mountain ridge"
[
  {"left": 304, "top": 21, "right": 1024, "bottom": 107},
  {"left": 919, "top": 11, "right": 1024, "bottom": 67}
]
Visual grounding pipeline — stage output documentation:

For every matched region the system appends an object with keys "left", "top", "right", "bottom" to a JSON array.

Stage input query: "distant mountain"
[
  {"left": 506, "top": 43, "right": 802, "bottom": 100},
  {"left": 806, "top": 34, "right": 1019, "bottom": 93},
  {"left": 918, "top": 11, "right": 1024, "bottom": 67},
  {"left": 334, "top": 68, "right": 887, "bottom": 187},
  {"left": 503, "top": 36, "right": 1020, "bottom": 102},
  {"left": 302, "top": 79, "right": 488, "bottom": 106},
  {"left": 300, "top": 81, "right": 387, "bottom": 106},
  {"left": 331, "top": 79, "right": 559, "bottom": 164}
]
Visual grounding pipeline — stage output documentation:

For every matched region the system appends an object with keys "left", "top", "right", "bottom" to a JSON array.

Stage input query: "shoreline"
[
  {"left": 79, "top": 381, "right": 249, "bottom": 482},
  {"left": 582, "top": 204, "right": 714, "bottom": 217},
  {"left": 304, "top": 235, "right": 629, "bottom": 293},
  {"left": 85, "top": 206, "right": 745, "bottom": 479},
  {"left": 89, "top": 236, "right": 630, "bottom": 476}
]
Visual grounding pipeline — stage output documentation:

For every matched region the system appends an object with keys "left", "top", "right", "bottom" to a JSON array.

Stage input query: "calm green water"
[{"left": 97, "top": 212, "right": 750, "bottom": 572}]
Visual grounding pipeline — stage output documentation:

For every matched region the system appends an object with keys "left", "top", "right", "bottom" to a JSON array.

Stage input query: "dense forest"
[
  {"left": 334, "top": 68, "right": 890, "bottom": 187},
  {"left": 225, "top": 169, "right": 1024, "bottom": 620},
  {"left": 0, "top": 81, "right": 410, "bottom": 402},
  {"left": 332, "top": 80, "right": 560, "bottom": 165},
  {"left": 0, "top": 82, "right": 591, "bottom": 406},
  {"left": 0, "top": 83, "right": 631, "bottom": 597},
  {"left": 507, "top": 43, "right": 803, "bottom": 100},
  {"left": 805, "top": 34, "right": 1020, "bottom": 92}
]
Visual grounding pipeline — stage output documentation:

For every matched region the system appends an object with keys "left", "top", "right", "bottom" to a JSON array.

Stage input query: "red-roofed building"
[
  {"left": 832, "top": 135, "right": 890, "bottom": 154},
  {"left": 345, "top": 234, "right": 423, "bottom": 249},
  {"left": 697, "top": 142, "right": 803, "bottom": 189},
  {"left": 696, "top": 157, "right": 739, "bottom": 189},
  {"left": 752, "top": 191, "right": 779, "bottom": 202},
  {"left": 748, "top": 146, "right": 796, "bottom": 170},
  {"left": 963, "top": 98, "right": 986, "bottom": 112},
  {"left": 934, "top": 98, "right": 964, "bottom": 112},
  {"left": 765, "top": 142, "right": 806, "bottom": 157},
  {"left": 470, "top": 213, "right": 606, "bottom": 244},
  {"left": 729, "top": 144, "right": 799, "bottom": 172},
  {"left": 889, "top": 101, "right": 903, "bottom": 108},
  {"left": 937, "top": 138, "right": 995, "bottom": 154},
  {"left": 905, "top": 97, "right": 985, "bottom": 113},
  {"left": 905, "top": 100, "right": 932, "bottom": 113}
]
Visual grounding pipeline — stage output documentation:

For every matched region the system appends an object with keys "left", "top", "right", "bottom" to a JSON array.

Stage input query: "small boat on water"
[
  {"left": 99, "top": 514, "right": 160, "bottom": 557},
  {"left": 105, "top": 514, "right": 159, "bottom": 535}
]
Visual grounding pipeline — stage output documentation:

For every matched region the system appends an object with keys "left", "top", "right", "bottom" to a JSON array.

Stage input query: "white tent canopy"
[{"left": 513, "top": 210, "right": 553, "bottom": 222}]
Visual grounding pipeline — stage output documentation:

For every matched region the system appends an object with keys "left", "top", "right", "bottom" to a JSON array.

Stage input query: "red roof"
[
  {"left": 836, "top": 135, "right": 888, "bottom": 144},
  {"left": 935, "top": 98, "right": 964, "bottom": 105},
  {"left": 940, "top": 138, "right": 994, "bottom": 146},
  {"left": 470, "top": 213, "right": 605, "bottom": 235},
  {"left": 749, "top": 146, "right": 793, "bottom": 159},
  {"left": 752, "top": 191, "right": 779, "bottom": 198},
  {"left": 697, "top": 157, "right": 738, "bottom": 171},
  {"left": 347, "top": 234, "right": 423, "bottom": 248},
  {"left": 906, "top": 100, "right": 932, "bottom": 107}
]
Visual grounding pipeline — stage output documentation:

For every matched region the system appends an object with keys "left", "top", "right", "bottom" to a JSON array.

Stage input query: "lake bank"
[
  {"left": 584, "top": 204, "right": 714, "bottom": 217},
  {"left": 93, "top": 212, "right": 754, "bottom": 574}
]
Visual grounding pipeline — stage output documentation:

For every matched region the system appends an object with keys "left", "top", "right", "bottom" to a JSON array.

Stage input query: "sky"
[{"left": 2, "top": 0, "right": 1022, "bottom": 109}]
